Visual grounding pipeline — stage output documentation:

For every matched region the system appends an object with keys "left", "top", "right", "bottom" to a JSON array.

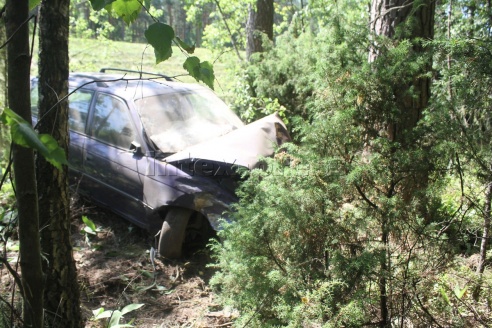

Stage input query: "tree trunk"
[
  {"left": 369, "top": 0, "right": 436, "bottom": 325},
  {"left": 167, "top": 0, "right": 173, "bottom": 27},
  {"left": 246, "top": 0, "right": 274, "bottom": 60},
  {"left": 36, "top": 0, "right": 82, "bottom": 326},
  {"left": 370, "top": 0, "right": 435, "bottom": 144},
  {"left": 478, "top": 168, "right": 491, "bottom": 274},
  {"left": 5, "top": 1, "right": 45, "bottom": 327}
]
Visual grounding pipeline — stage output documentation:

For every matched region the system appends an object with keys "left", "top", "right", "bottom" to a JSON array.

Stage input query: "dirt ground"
[
  {"left": 1, "top": 197, "right": 236, "bottom": 328},
  {"left": 73, "top": 200, "right": 235, "bottom": 328}
]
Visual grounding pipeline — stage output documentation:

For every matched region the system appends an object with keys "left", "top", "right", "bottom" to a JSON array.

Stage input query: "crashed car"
[{"left": 31, "top": 68, "right": 290, "bottom": 258}]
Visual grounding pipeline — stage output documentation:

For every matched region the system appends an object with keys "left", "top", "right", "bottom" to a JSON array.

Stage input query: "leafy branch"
[{"left": 83, "top": 0, "right": 215, "bottom": 89}]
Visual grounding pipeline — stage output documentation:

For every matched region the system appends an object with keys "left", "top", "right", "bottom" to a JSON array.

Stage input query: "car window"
[
  {"left": 91, "top": 93, "right": 137, "bottom": 149},
  {"left": 68, "top": 89, "right": 93, "bottom": 133},
  {"left": 30, "top": 82, "right": 92, "bottom": 134}
]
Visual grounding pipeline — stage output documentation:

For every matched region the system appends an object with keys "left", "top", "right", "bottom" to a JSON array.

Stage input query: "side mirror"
[{"left": 130, "top": 141, "right": 143, "bottom": 155}]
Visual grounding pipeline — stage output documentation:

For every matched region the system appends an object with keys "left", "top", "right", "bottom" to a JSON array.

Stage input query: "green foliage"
[
  {"left": 91, "top": 303, "right": 144, "bottom": 327},
  {"left": 89, "top": 0, "right": 116, "bottom": 11},
  {"left": 183, "top": 56, "right": 215, "bottom": 89},
  {"left": 0, "top": 108, "right": 67, "bottom": 170},
  {"left": 81, "top": 215, "right": 99, "bottom": 235},
  {"left": 63, "top": 38, "right": 219, "bottom": 85},
  {"left": 189, "top": 0, "right": 249, "bottom": 53},
  {"left": 145, "top": 22, "right": 174, "bottom": 63},
  {"left": 211, "top": 1, "right": 492, "bottom": 326},
  {"left": 228, "top": 4, "right": 368, "bottom": 137},
  {"left": 29, "top": 0, "right": 40, "bottom": 10},
  {"left": 107, "top": 0, "right": 144, "bottom": 25},
  {"left": 88, "top": 0, "right": 215, "bottom": 87},
  {"left": 175, "top": 36, "right": 195, "bottom": 54}
]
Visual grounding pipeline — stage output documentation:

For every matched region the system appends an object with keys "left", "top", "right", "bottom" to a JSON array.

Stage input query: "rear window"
[
  {"left": 30, "top": 80, "right": 93, "bottom": 133},
  {"left": 68, "top": 89, "right": 93, "bottom": 133}
]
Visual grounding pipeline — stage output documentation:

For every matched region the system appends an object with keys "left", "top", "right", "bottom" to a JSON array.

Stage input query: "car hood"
[{"left": 163, "top": 113, "right": 290, "bottom": 169}]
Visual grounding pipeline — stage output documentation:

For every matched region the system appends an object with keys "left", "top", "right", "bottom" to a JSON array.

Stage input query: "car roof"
[{"left": 68, "top": 71, "right": 208, "bottom": 100}]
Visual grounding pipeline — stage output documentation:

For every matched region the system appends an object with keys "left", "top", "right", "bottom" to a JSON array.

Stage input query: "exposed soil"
[
  {"left": 1, "top": 197, "right": 235, "bottom": 328},
  {"left": 72, "top": 199, "right": 234, "bottom": 328}
]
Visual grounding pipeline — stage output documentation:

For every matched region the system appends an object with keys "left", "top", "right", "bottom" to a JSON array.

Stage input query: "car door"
[
  {"left": 83, "top": 92, "right": 148, "bottom": 226},
  {"left": 30, "top": 81, "right": 92, "bottom": 184},
  {"left": 67, "top": 88, "right": 93, "bottom": 182}
]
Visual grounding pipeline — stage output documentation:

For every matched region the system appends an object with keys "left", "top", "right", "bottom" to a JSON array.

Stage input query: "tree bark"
[
  {"left": 5, "top": 1, "right": 45, "bottom": 327},
  {"left": 369, "top": 1, "right": 436, "bottom": 326},
  {"left": 477, "top": 169, "right": 491, "bottom": 274},
  {"left": 370, "top": 0, "right": 435, "bottom": 144},
  {"left": 36, "top": 0, "right": 82, "bottom": 326},
  {"left": 246, "top": 0, "right": 274, "bottom": 60}
]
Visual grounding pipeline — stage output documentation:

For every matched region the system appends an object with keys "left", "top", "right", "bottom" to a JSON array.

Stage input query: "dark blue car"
[{"left": 31, "top": 69, "right": 290, "bottom": 258}]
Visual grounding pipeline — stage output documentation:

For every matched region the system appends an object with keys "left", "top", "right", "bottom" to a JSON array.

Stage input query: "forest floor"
[
  {"left": 71, "top": 199, "right": 235, "bottom": 328},
  {"left": 0, "top": 196, "right": 235, "bottom": 328}
]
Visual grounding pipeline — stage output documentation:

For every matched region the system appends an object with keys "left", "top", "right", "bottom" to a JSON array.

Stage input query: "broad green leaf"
[
  {"left": 145, "top": 23, "right": 174, "bottom": 63},
  {"left": 183, "top": 57, "right": 215, "bottom": 89},
  {"left": 83, "top": 227, "right": 97, "bottom": 235},
  {"left": 91, "top": 307, "right": 104, "bottom": 317},
  {"left": 198, "top": 61, "right": 214, "bottom": 89},
  {"left": 29, "top": 0, "right": 40, "bottom": 10},
  {"left": 82, "top": 216, "right": 97, "bottom": 232},
  {"left": 0, "top": 108, "right": 68, "bottom": 170},
  {"left": 121, "top": 303, "right": 144, "bottom": 315},
  {"left": 183, "top": 56, "right": 200, "bottom": 78},
  {"left": 108, "top": 310, "right": 123, "bottom": 327},
  {"left": 93, "top": 308, "right": 113, "bottom": 320},
  {"left": 175, "top": 37, "right": 195, "bottom": 54},
  {"left": 109, "top": 0, "right": 142, "bottom": 25},
  {"left": 38, "top": 134, "right": 68, "bottom": 169},
  {"left": 89, "top": 0, "right": 116, "bottom": 10}
]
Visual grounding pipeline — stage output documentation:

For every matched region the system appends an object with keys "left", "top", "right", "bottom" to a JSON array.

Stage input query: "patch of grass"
[{"left": 31, "top": 37, "right": 234, "bottom": 96}]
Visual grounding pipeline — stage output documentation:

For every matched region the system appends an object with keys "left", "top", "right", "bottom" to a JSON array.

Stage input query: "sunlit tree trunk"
[
  {"left": 246, "top": 0, "right": 274, "bottom": 60},
  {"left": 36, "top": 0, "right": 82, "bottom": 326},
  {"left": 5, "top": 1, "right": 44, "bottom": 327}
]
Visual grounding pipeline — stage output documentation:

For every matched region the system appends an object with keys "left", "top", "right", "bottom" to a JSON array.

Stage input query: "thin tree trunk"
[
  {"left": 5, "top": 1, "right": 44, "bottom": 327},
  {"left": 379, "top": 222, "right": 389, "bottom": 328},
  {"left": 477, "top": 168, "right": 492, "bottom": 274},
  {"left": 36, "top": 0, "right": 81, "bottom": 326}
]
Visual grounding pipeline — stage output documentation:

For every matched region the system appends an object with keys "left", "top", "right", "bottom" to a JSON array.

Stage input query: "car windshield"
[{"left": 135, "top": 88, "right": 244, "bottom": 153}]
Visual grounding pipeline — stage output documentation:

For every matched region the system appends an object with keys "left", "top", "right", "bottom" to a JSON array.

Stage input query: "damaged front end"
[{"left": 143, "top": 113, "right": 290, "bottom": 231}]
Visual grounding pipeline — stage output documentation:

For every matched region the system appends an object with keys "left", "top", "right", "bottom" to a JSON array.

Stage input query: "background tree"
[
  {"left": 431, "top": 0, "right": 492, "bottom": 290},
  {"left": 36, "top": 0, "right": 82, "bottom": 326},
  {"left": 246, "top": 0, "right": 273, "bottom": 59}
]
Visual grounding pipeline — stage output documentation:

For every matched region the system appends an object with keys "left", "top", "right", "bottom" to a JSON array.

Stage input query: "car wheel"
[{"left": 158, "top": 208, "right": 193, "bottom": 259}]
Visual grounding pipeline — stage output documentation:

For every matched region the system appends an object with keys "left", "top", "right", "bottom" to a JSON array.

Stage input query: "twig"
[
  {"left": 205, "top": 322, "right": 232, "bottom": 327},
  {"left": 213, "top": 0, "right": 244, "bottom": 62},
  {"left": 355, "top": 183, "right": 379, "bottom": 209},
  {"left": 0, "top": 257, "right": 25, "bottom": 299},
  {"left": 0, "top": 293, "right": 22, "bottom": 325},
  {"left": 0, "top": 15, "right": 36, "bottom": 50}
]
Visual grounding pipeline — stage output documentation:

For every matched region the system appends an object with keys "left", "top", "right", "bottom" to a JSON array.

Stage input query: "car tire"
[{"left": 158, "top": 208, "right": 193, "bottom": 259}]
